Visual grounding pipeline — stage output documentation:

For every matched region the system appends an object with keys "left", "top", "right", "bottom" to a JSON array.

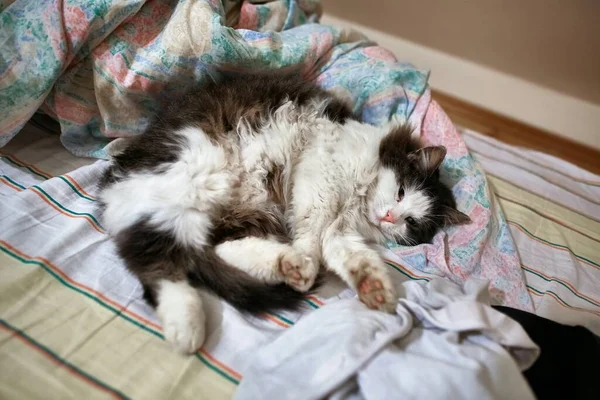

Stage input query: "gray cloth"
[{"left": 235, "top": 278, "right": 539, "bottom": 400}]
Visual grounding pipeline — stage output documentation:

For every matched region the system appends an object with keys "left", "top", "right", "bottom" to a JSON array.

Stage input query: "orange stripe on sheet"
[
  {"left": 384, "top": 257, "right": 433, "bottom": 281},
  {"left": 0, "top": 150, "right": 53, "bottom": 179},
  {"left": 470, "top": 148, "right": 600, "bottom": 205},
  {"left": 508, "top": 222, "right": 600, "bottom": 271},
  {"left": 0, "top": 240, "right": 161, "bottom": 330},
  {"left": 64, "top": 173, "right": 97, "bottom": 200},
  {"left": 0, "top": 176, "right": 24, "bottom": 192},
  {"left": 523, "top": 264, "right": 600, "bottom": 308},
  {"left": 29, "top": 187, "right": 104, "bottom": 233},
  {"left": 488, "top": 173, "right": 600, "bottom": 224},
  {"left": 498, "top": 195, "right": 599, "bottom": 242},
  {"left": 527, "top": 286, "right": 600, "bottom": 318},
  {"left": 462, "top": 131, "right": 600, "bottom": 186},
  {"left": 262, "top": 313, "right": 291, "bottom": 328},
  {"left": 0, "top": 240, "right": 243, "bottom": 382},
  {"left": 198, "top": 349, "right": 243, "bottom": 380},
  {"left": 305, "top": 295, "right": 324, "bottom": 306}
]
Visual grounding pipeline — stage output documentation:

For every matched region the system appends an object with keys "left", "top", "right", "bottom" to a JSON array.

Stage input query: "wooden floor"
[{"left": 432, "top": 90, "right": 600, "bottom": 175}]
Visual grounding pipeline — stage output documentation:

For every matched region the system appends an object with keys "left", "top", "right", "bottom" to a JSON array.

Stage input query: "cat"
[{"left": 98, "top": 73, "right": 470, "bottom": 354}]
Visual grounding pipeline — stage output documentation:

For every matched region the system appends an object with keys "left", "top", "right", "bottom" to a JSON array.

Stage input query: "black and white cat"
[{"left": 99, "top": 74, "right": 470, "bottom": 353}]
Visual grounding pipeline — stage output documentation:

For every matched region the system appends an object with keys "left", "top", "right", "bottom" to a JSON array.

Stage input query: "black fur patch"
[
  {"left": 211, "top": 207, "right": 289, "bottom": 244},
  {"left": 379, "top": 124, "right": 470, "bottom": 245},
  {"left": 100, "top": 72, "right": 353, "bottom": 188},
  {"left": 155, "top": 72, "right": 355, "bottom": 143},
  {"left": 116, "top": 217, "right": 315, "bottom": 314}
]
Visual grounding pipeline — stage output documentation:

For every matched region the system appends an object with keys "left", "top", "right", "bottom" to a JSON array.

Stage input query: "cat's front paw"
[
  {"left": 358, "top": 274, "right": 396, "bottom": 313},
  {"left": 347, "top": 258, "right": 397, "bottom": 313},
  {"left": 279, "top": 249, "right": 318, "bottom": 292}
]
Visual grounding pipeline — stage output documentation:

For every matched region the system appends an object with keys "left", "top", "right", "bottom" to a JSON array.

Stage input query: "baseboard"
[
  {"left": 432, "top": 90, "right": 600, "bottom": 175},
  {"left": 321, "top": 14, "right": 600, "bottom": 151}
]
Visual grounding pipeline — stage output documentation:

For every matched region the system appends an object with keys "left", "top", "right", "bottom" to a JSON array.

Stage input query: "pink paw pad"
[
  {"left": 278, "top": 251, "right": 317, "bottom": 293},
  {"left": 357, "top": 276, "right": 395, "bottom": 312}
]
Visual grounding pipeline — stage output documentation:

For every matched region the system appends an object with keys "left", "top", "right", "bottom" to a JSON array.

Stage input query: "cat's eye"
[
  {"left": 397, "top": 187, "right": 405, "bottom": 201},
  {"left": 405, "top": 217, "right": 415, "bottom": 225}
]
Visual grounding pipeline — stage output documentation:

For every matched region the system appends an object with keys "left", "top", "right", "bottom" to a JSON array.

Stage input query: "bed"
[
  {"left": 1, "top": 0, "right": 599, "bottom": 399},
  {"left": 3, "top": 103, "right": 599, "bottom": 400}
]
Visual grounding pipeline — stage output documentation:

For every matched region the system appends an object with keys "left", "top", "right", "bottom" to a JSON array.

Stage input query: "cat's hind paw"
[
  {"left": 162, "top": 313, "right": 206, "bottom": 355},
  {"left": 156, "top": 280, "right": 206, "bottom": 355},
  {"left": 279, "top": 249, "right": 318, "bottom": 292}
]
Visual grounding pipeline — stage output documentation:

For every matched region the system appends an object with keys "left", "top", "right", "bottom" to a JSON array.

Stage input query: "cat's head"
[{"left": 368, "top": 125, "right": 471, "bottom": 245}]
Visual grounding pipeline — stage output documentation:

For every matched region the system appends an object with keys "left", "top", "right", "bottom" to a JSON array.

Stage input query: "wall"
[{"left": 324, "top": 0, "right": 600, "bottom": 106}]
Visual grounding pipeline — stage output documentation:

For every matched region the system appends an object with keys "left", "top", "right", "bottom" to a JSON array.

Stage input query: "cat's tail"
[{"left": 186, "top": 247, "right": 318, "bottom": 314}]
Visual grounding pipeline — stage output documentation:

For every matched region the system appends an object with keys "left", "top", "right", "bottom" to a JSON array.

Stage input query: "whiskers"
[
  {"left": 390, "top": 229, "right": 418, "bottom": 247},
  {"left": 420, "top": 214, "right": 444, "bottom": 230}
]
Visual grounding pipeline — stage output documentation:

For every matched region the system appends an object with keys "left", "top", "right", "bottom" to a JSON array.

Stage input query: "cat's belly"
[{"left": 235, "top": 121, "right": 312, "bottom": 209}]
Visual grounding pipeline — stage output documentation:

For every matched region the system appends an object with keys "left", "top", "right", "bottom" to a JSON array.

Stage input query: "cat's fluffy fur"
[{"left": 99, "top": 74, "right": 470, "bottom": 353}]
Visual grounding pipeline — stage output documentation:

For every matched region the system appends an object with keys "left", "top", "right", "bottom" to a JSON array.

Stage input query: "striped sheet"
[
  {"left": 0, "top": 246, "right": 235, "bottom": 399},
  {"left": 0, "top": 122, "right": 441, "bottom": 398},
  {"left": 2, "top": 115, "right": 593, "bottom": 398},
  {"left": 462, "top": 129, "right": 600, "bottom": 334}
]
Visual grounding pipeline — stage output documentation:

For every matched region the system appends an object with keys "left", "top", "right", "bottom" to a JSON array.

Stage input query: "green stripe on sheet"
[
  {"left": 1, "top": 175, "right": 26, "bottom": 190},
  {"left": 0, "top": 154, "right": 52, "bottom": 180},
  {"left": 507, "top": 220, "right": 600, "bottom": 270},
  {"left": 31, "top": 185, "right": 104, "bottom": 229},
  {"left": 57, "top": 176, "right": 96, "bottom": 202},
  {"left": 386, "top": 261, "right": 430, "bottom": 282},
  {"left": 526, "top": 285, "right": 600, "bottom": 317},
  {"left": 463, "top": 131, "right": 600, "bottom": 187},
  {"left": 522, "top": 266, "right": 600, "bottom": 308}
]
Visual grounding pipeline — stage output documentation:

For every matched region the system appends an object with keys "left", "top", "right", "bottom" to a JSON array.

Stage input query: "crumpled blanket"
[
  {"left": 0, "top": 0, "right": 427, "bottom": 158},
  {"left": 234, "top": 278, "right": 539, "bottom": 400},
  {"left": 0, "top": 0, "right": 532, "bottom": 310}
]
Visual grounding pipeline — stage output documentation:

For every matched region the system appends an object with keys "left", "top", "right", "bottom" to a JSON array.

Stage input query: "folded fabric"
[{"left": 235, "top": 278, "right": 539, "bottom": 400}]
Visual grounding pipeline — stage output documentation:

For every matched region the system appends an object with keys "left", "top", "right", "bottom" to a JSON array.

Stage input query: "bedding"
[
  {"left": 235, "top": 278, "right": 539, "bottom": 400},
  {"left": 0, "top": 0, "right": 428, "bottom": 158},
  {"left": 4, "top": 117, "right": 599, "bottom": 400},
  {"left": 0, "top": 91, "right": 531, "bottom": 399},
  {"left": 463, "top": 130, "right": 600, "bottom": 334},
  {"left": 1, "top": 0, "right": 597, "bottom": 398}
]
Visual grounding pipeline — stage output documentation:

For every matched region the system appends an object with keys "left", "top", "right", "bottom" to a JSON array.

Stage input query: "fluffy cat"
[{"left": 99, "top": 74, "right": 470, "bottom": 354}]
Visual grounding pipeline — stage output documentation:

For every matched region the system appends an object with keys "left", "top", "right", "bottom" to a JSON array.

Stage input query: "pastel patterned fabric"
[{"left": 1, "top": 0, "right": 427, "bottom": 158}]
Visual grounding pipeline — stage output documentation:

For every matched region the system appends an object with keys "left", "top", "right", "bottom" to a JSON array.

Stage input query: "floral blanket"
[{"left": 1, "top": 0, "right": 426, "bottom": 157}]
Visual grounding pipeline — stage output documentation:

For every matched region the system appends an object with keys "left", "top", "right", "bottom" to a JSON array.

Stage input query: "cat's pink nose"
[{"left": 381, "top": 211, "right": 396, "bottom": 223}]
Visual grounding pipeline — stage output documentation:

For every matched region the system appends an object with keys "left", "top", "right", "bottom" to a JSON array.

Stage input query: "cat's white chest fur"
[{"left": 235, "top": 106, "right": 386, "bottom": 244}]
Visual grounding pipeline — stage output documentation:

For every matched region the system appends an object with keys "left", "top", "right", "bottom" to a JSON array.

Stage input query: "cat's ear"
[
  {"left": 409, "top": 146, "right": 447, "bottom": 174},
  {"left": 442, "top": 206, "right": 471, "bottom": 226}
]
